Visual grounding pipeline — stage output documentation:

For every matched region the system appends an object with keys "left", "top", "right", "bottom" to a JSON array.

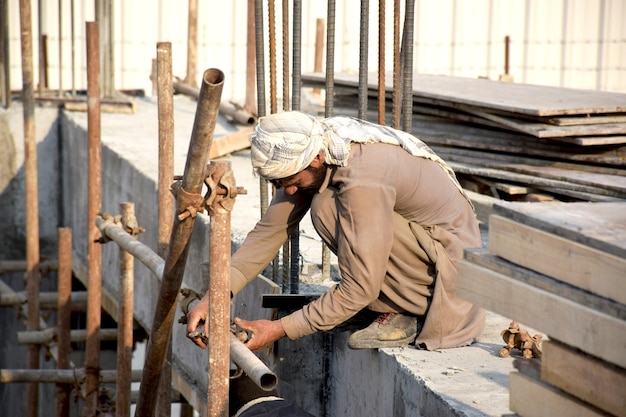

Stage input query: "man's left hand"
[{"left": 234, "top": 317, "right": 287, "bottom": 351}]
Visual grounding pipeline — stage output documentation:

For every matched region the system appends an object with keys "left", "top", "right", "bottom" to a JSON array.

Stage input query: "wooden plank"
[
  {"left": 463, "top": 190, "right": 498, "bottom": 224},
  {"left": 208, "top": 127, "right": 253, "bottom": 159},
  {"left": 542, "top": 340, "right": 626, "bottom": 417},
  {"left": 547, "top": 135, "right": 626, "bottom": 146},
  {"left": 493, "top": 202, "right": 626, "bottom": 259},
  {"left": 546, "top": 114, "right": 626, "bottom": 126},
  {"left": 488, "top": 215, "right": 626, "bottom": 305},
  {"left": 509, "top": 372, "right": 611, "bottom": 417},
  {"left": 302, "top": 71, "right": 626, "bottom": 116},
  {"left": 456, "top": 259, "right": 626, "bottom": 368},
  {"left": 463, "top": 248, "right": 626, "bottom": 321}
]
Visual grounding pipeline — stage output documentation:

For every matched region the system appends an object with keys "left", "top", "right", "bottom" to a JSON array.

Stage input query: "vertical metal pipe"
[
  {"left": 117, "top": 203, "right": 135, "bottom": 417},
  {"left": 157, "top": 41, "right": 175, "bottom": 417},
  {"left": 58, "top": 0, "right": 62, "bottom": 96},
  {"left": 207, "top": 161, "right": 232, "bottom": 417},
  {"left": 255, "top": 0, "right": 270, "bottom": 218},
  {"left": 245, "top": 0, "right": 257, "bottom": 114},
  {"left": 401, "top": 0, "right": 415, "bottom": 132},
  {"left": 321, "top": 0, "right": 336, "bottom": 281},
  {"left": 135, "top": 68, "right": 224, "bottom": 417},
  {"left": 19, "top": 1, "right": 40, "bottom": 416},
  {"left": 392, "top": 0, "right": 401, "bottom": 129},
  {"left": 186, "top": 0, "right": 198, "bottom": 87},
  {"left": 0, "top": 0, "right": 10, "bottom": 107},
  {"left": 84, "top": 20, "right": 102, "bottom": 417},
  {"left": 281, "top": 0, "right": 291, "bottom": 292},
  {"left": 291, "top": 0, "right": 302, "bottom": 111},
  {"left": 358, "top": 0, "right": 369, "bottom": 120},
  {"left": 56, "top": 228, "right": 72, "bottom": 417},
  {"left": 268, "top": 0, "right": 277, "bottom": 114},
  {"left": 378, "top": 0, "right": 385, "bottom": 125}
]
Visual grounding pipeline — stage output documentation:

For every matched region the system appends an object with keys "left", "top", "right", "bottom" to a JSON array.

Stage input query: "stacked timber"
[
  {"left": 302, "top": 72, "right": 626, "bottom": 203},
  {"left": 456, "top": 201, "right": 626, "bottom": 417}
]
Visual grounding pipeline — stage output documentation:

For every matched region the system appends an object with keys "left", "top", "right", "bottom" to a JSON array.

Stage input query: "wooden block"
[
  {"left": 509, "top": 372, "right": 611, "bottom": 417},
  {"left": 488, "top": 215, "right": 626, "bottom": 305},
  {"left": 456, "top": 259, "right": 626, "bottom": 369},
  {"left": 542, "top": 340, "right": 626, "bottom": 417}
]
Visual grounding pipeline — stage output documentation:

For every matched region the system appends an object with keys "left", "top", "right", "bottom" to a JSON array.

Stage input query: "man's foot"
[{"left": 347, "top": 312, "right": 418, "bottom": 349}]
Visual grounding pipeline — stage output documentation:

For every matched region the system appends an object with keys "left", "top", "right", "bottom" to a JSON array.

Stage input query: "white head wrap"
[{"left": 250, "top": 111, "right": 325, "bottom": 180}]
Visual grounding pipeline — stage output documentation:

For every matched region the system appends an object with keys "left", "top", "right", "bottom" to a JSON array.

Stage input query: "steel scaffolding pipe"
[
  {"left": 135, "top": 68, "right": 224, "bottom": 417},
  {"left": 0, "top": 260, "right": 57, "bottom": 274},
  {"left": 17, "top": 328, "right": 119, "bottom": 345},
  {"left": 0, "top": 290, "right": 86, "bottom": 309},
  {"left": 94, "top": 213, "right": 277, "bottom": 393},
  {"left": 0, "top": 369, "right": 142, "bottom": 384}
]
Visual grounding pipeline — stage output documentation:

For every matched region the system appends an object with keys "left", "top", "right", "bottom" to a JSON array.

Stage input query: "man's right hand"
[{"left": 186, "top": 294, "right": 209, "bottom": 349}]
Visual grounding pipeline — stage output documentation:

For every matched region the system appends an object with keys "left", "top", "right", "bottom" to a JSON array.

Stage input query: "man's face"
[{"left": 270, "top": 164, "right": 326, "bottom": 195}]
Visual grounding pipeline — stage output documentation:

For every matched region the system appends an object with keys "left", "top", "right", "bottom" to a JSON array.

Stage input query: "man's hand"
[
  {"left": 234, "top": 317, "right": 287, "bottom": 351},
  {"left": 186, "top": 294, "right": 209, "bottom": 349}
]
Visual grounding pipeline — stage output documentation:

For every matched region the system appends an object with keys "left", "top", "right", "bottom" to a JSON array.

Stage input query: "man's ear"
[{"left": 310, "top": 151, "right": 325, "bottom": 167}]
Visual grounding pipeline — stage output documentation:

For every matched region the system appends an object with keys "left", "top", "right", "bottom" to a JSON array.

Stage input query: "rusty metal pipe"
[
  {"left": 207, "top": 161, "right": 232, "bottom": 417},
  {"left": 1, "top": 369, "right": 142, "bottom": 384},
  {"left": 19, "top": 0, "right": 41, "bottom": 415},
  {"left": 18, "top": 328, "right": 119, "bottom": 345},
  {"left": 117, "top": 202, "right": 135, "bottom": 417},
  {"left": 135, "top": 68, "right": 224, "bottom": 417},
  {"left": 84, "top": 21, "right": 103, "bottom": 417},
  {"left": 0, "top": 290, "right": 86, "bottom": 309},
  {"left": 229, "top": 333, "right": 277, "bottom": 391},
  {"left": 56, "top": 227, "right": 72, "bottom": 417},
  {"left": 94, "top": 214, "right": 277, "bottom": 393},
  {"left": 0, "top": 260, "right": 58, "bottom": 274}
]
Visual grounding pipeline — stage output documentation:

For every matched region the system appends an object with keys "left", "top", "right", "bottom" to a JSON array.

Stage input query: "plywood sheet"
[{"left": 493, "top": 202, "right": 626, "bottom": 258}]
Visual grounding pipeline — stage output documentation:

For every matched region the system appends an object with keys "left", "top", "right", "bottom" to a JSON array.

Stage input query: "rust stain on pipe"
[{"left": 135, "top": 68, "right": 224, "bottom": 417}]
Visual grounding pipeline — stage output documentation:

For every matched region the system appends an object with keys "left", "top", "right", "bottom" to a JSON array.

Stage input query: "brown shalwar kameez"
[{"left": 230, "top": 142, "right": 485, "bottom": 350}]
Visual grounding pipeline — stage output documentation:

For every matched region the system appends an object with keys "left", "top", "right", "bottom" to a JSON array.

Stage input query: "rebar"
[
  {"left": 245, "top": 0, "right": 257, "bottom": 114},
  {"left": 378, "top": 0, "right": 386, "bottom": 125},
  {"left": 268, "top": 0, "right": 277, "bottom": 114},
  {"left": 392, "top": 0, "right": 401, "bottom": 129},
  {"left": 135, "top": 68, "right": 224, "bottom": 417},
  {"left": 84, "top": 20, "right": 103, "bottom": 417},
  {"left": 185, "top": 0, "right": 198, "bottom": 87},
  {"left": 1, "top": 0, "right": 11, "bottom": 107},
  {"left": 291, "top": 0, "right": 302, "bottom": 111},
  {"left": 254, "top": 0, "right": 270, "bottom": 220},
  {"left": 358, "top": 0, "right": 369, "bottom": 120},
  {"left": 19, "top": 0, "right": 40, "bottom": 415},
  {"left": 401, "top": 0, "right": 415, "bottom": 132},
  {"left": 56, "top": 228, "right": 72, "bottom": 417}
]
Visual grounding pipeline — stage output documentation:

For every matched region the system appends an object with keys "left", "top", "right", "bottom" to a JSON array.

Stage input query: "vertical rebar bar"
[
  {"left": 156, "top": 41, "right": 175, "bottom": 417},
  {"left": 401, "top": 0, "right": 415, "bottom": 133},
  {"left": 186, "top": 0, "right": 198, "bottom": 87},
  {"left": 378, "top": 0, "right": 385, "bottom": 125},
  {"left": 37, "top": 0, "right": 44, "bottom": 94},
  {"left": 57, "top": 0, "right": 62, "bottom": 96},
  {"left": 0, "top": 0, "right": 9, "bottom": 107},
  {"left": 321, "top": 0, "right": 336, "bottom": 281},
  {"left": 207, "top": 161, "right": 233, "bottom": 417},
  {"left": 70, "top": 0, "right": 75, "bottom": 96},
  {"left": 504, "top": 35, "right": 510, "bottom": 75},
  {"left": 291, "top": 0, "right": 302, "bottom": 111},
  {"left": 117, "top": 202, "right": 135, "bottom": 417},
  {"left": 19, "top": 0, "right": 40, "bottom": 415},
  {"left": 268, "top": 0, "right": 277, "bottom": 114},
  {"left": 56, "top": 228, "right": 72, "bottom": 417},
  {"left": 135, "top": 68, "right": 224, "bottom": 417},
  {"left": 255, "top": 0, "right": 270, "bottom": 219},
  {"left": 281, "top": 0, "right": 291, "bottom": 292},
  {"left": 313, "top": 18, "right": 324, "bottom": 96},
  {"left": 392, "top": 0, "right": 401, "bottom": 129},
  {"left": 96, "top": 0, "right": 114, "bottom": 98},
  {"left": 245, "top": 0, "right": 257, "bottom": 114},
  {"left": 358, "top": 0, "right": 369, "bottom": 120},
  {"left": 84, "top": 20, "right": 102, "bottom": 417}
]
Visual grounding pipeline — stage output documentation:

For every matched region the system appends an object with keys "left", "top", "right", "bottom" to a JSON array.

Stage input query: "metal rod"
[
  {"left": 157, "top": 41, "right": 175, "bottom": 417},
  {"left": 358, "top": 0, "right": 369, "bottom": 120},
  {"left": 185, "top": 0, "right": 198, "bottom": 87},
  {"left": 282, "top": 0, "right": 290, "bottom": 110},
  {"left": 117, "top": 202, "right": 135, "bottom": 417},
  {"left": 245, "top": 0, "right": 257, "bottom": 114},
  {"left": 229, "top": 333, "right": 277, "bottom": 391},
  {"left": 291, "top": 0, "right": 302, "bottom": 111},
  {"left": 57, "top": 0, "right": 62, "bottom": 97},
  {"left": 0, "top": 289, "right": 86, "bottom": 309},
  {"left": 392, "top": 0, "right": 401, "bottom": 129},
  {"left": 70, "top": 0, "right": 75, "bottom": 96},
  {"left": 37, "top": 0, "right": 44, "bottom": 94},
  {"left": 401, "top": 0, "right": 415, "bottom": 132},
  {"left": 96, "top": 0, "right": 114, "bottom": 98},
  {"left": 504, "top": 35, "right": 510, "bottom": 75},
  {"left": 254, "top": 0, "right": 270, "bottom": 220},
  {"left": 0, "top": 260, "right": 58, "bottom": 274},
  {"left": 207, "top": 162, "right": 232, "bottom": 417},
  {"left": 55, "top": 228, "right": 72, "bottom": 417},
  {"left": 94, "top": 214, "right": 276, "bottom": 394},
  {"left": 18, "top": 328, "right": 119, "bottom": 345},
  {"left": 322, "top": 0, "right": 336, "bottom": 281},
  {"left": 378, "top": 0, "right": 385, "bottom": 125},
  {"left": 84, "top": 20, "right": 102, "bottom": 417},
  {"left": 1, "top": 369, "right": 143, "bottom": 384},
  {"left": 268, "top": 0, "right": 277, "bottom": 114},
  {"left": 1, "top": 0, "right": 11, "bottom": 107},
  {"left": 135, "top": 68, "right": 224, "bottom": 417},
  {"left": 19, "top": 0, "right": 40, "bottom": 415}
]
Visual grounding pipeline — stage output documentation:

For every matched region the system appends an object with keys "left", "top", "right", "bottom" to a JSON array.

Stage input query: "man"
[{"left": 187, "top": 111, "right": 485, "bottom": 351}]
